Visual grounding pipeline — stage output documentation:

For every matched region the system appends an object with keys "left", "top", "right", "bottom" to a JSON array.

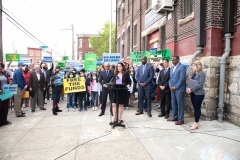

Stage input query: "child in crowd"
[
  {"left": 66, "top": 72, "right": 76, "bottom": 112},
  {"left": 78, "top": 70, "right": 88, "bottom": 111},
  {"left": 90, "top": 73, "right": 100, "bottom": 111},
  {"left": 51, "top": 71, "right": 63, "bottom": 115}
]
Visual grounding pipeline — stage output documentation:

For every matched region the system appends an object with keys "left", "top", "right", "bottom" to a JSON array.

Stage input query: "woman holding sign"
[
  {"left": 0, "top": 62, "right": 12, "bottom": 127},
  {"left": 110, "top": 62, "right": 131, "bottom": 125}
]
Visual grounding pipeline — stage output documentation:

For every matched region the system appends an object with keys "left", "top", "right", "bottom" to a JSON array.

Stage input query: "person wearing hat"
[{"left": 13, "top": 62, "right": 27, "bottom": 117}]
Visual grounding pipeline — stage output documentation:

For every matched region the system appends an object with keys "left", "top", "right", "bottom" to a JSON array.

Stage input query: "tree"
[{"left": 89, "top": 21, "right": 116, "bottom": 58}]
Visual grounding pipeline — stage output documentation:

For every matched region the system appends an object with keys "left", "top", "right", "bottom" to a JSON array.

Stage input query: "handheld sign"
[
  {"left": 63, "top": 77, "right": 86, "bottom": 93},
  {"left": 43, "top": 56, "right": 53, "bottom": 63},
  {"left": 3, "top": 84, "right": 18, "bottom": 94}
]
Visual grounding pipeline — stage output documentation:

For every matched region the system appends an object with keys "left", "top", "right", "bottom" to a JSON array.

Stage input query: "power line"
[{"left": 2, "top": 7, "right": 63, "bottom": 57}]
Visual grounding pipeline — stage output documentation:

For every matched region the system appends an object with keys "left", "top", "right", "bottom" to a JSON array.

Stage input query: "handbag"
[{"left": 22, "top": 91, "right": 29, "bottom": 98}]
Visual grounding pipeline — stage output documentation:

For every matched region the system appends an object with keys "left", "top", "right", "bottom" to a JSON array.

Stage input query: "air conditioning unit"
[
  {"left": 157, "top": 0, "right": 174, "bottom": 13},
  {"left": 121, "top": 40, "right": 124, "bottom": 45},
  {"left": 121, "top": 3, "right": 125, "bottom": 9},
  {"left": 152, "top": 0, "right": 161, "bottom": 10}
]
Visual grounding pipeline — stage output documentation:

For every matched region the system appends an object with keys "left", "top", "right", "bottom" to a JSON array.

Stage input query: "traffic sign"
[{"left": 40, "top": 46, "right": 48, "bottom": 49}]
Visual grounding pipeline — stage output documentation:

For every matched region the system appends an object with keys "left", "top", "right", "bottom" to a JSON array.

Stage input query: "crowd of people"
[{"left": 0, "top": 55, "right": 205, "bottom": 130}]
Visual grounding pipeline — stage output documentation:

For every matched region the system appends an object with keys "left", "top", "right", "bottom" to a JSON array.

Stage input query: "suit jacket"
[
  {"left": 158, "top": 68, "right": 171, "bottom": 93},
  {"left": 112, "top": 73, "right": 131, "bottom": 86},
  {"left": 169, "top": 63, "right": 186, "bottom": 92},
  {"left": 28, "top": 71, "right": 45, "bottom": 91},
  {"left": 99, "top": 70, "right": 114, "bottom": 88},
  {"left": 136, "top": 63, "right": 154, "bottom": 89}
]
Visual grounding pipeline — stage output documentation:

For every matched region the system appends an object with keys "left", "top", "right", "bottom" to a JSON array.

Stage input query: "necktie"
[
  {"left": 106, "top": 70, "right": 109, "bottom": 76},
  {"left": 142, "top": 65, "right": 145, "bottom": 74},
  {"left": 164, "top": 69, "right": 167, "bottom": 75}
]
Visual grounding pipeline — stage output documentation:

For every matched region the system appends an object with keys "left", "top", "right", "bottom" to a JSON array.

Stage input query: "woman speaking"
[{"left": 110, "top": 62, "right": 131, "bottom": 125}]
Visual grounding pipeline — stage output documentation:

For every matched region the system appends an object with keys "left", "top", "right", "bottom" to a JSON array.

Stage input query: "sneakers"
[
  {"left": 92, "top": 107, "right": 95, "bottom": 111},
  {"left": 94, "top": 107, "right": 98, "bottom": 111}
]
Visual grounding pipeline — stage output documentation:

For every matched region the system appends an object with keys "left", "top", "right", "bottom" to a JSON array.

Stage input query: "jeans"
[
  {"left": 191, "top": 93, "right": 204, "bottom": 122},
  {"left": 78, "top": 92, "right": 87, "bottom": 109},
  {"left": 91, "top": 91, "right": 98, "bottom": 106},
  {"left": 67, "top": 93, "right": 75, "bottom": 108}
]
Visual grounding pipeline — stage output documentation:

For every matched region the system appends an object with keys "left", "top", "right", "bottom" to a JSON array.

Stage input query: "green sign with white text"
[
  {"left": 131, "top": 51, "right": 150, "bottom": 64},
  {"left": 5, "top": 54, "right": 20, "bottom": 62},
  {"left": 62, "top": 56, "right": 69, "bottom": 61},
  {"left": 57, "top": 62, "right": 66, "bottom": 68},
  {"left": 84, "top": 53, "right": 96, "bottom": 71}
]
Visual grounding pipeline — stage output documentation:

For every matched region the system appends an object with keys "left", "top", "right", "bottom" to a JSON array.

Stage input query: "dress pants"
[
  {"left": 0, "top": 99, "right": 10, "bottom": 125},
  {"left": 138, "top": 86, "right": 151, "bottom": 113},
  {"left": 160, "top": 91, "right": 171, "bottom": 116},
  {"left": 14, "top": 87, "right": 25, "bottom": 116},
  {"left": 31, "top": 88, "right": 44, "bottom": 111},
  {"left": 171, "top": 90, "right": 185, "bottom": 121},
  {"left": 101, "top": 88, "right": 112, "bottom": 114}
]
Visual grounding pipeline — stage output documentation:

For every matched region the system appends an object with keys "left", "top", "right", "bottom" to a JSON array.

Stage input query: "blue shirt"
[{"left": 13, "top": 69, "right": 26, "bottom": 89}]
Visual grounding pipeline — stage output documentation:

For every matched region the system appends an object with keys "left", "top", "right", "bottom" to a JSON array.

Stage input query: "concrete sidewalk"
[{"left": 0, "top": 99, "right": 240, "bottom": 160}]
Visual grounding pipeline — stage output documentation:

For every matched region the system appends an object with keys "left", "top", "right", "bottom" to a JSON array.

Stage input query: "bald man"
[
  {"left": 98, "top": 62, "right": 114, "bottom": 116},
  {"left": 28, "top": 65, "right": 47, "bottom": 112}
]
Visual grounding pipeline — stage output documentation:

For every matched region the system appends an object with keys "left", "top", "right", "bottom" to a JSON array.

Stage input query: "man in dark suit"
[
  {"left": 158, "top": 59, "right": 171, "bottom": 119},
  {"left": 98, "top": 62, "right": 114, "bottom": 116},
  {"left": 135, "top": 56, "right": 154, "bottom": 117},
  {"left": 168, "top": 55, "right": 186, "bottom": 125},
  {"left": 28, "top": 65, "right": 47, "bottom": 112},
  {"left": 41, "top": 62, "right": 54, "bottom": 103}
]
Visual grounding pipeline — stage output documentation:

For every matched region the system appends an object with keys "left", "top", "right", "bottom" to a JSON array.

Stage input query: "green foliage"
[{"left": 89, "top": 22, "right": 116, "bottom": 58}]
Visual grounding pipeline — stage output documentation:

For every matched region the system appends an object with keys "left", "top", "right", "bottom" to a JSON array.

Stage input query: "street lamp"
[{"left": 109, "top": 0, "right": 112, "bottom": 54}]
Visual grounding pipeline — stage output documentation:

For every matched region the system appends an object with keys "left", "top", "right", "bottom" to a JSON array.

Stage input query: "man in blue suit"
[
  {"left": 135, "top": 56, "right": 154, "bottom": 117},
  {"left": 168, "top": 56, "right": 186, "bottom": 125}
]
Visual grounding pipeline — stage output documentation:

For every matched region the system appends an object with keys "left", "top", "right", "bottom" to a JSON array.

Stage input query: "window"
[
  {"left": 29, "top": 51, "right": 33, "bottom": 56},
  {"left": 182, "top": 0, "right": 193, "bottom": 18},
  {"left": 122, "top": 44, "right": 125, "bottom": 58},
  {"left": 127, "top": 27, "right": 130, "bottom": 55},
  {"left": 134, "top": 24, "right": 137, "bottom": 46},
  {"left": 79, "top": 39, "right": 83, "bottom": 48},
  {"left": 127, "top": 0, "right": 130, "bottom": 14},
  {"left": 122, "top": 1, "right": 125, "bottom": 23},
  {"left": 118, "top": 8, "right": 121, "bottom": 26},
  {"left": 36, "top": 51, "right": 40, "bottom": 56},
  {"left": 142, "top": 37, "right": 146, "bottom": 51},
  {"left": 88, "top": 39, "right": 92, "bottom": 48}
]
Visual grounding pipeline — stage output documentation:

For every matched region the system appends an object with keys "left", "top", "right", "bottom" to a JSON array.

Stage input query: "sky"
[{"left": 2, "top": 0, "right": 116, "bottom": 60}]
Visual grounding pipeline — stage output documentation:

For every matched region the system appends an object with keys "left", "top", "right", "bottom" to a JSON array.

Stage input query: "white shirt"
[
  {"left": 173, "top": 63, "right": 179, "bottom": 73},
  {"left": 36, "top": 72, "right": 40, "bottom": 81}
]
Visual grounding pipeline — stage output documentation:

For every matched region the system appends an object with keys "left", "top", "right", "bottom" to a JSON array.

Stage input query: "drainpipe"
[
  {"left": 217, "top": 33, "right": 232, "bottom": 121},
  {"left": 191, "top": 0, "right": 206, "bottom": 62},
  {"left": 217, "top": 0, "right": 236, "bottom": 122}
]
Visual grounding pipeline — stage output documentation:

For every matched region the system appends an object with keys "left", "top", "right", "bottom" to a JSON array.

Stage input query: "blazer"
[
  {"left": 158, "top": 68, "right": 171, "bottom": 93},
  {"left": 189, "top": 72, "right": 205, "bottom": 95},
  {"left": 136, "top": 63, "right": 154, "bottom": 89},
  {"left": 99, "top": 70, "right": 114, "bottom": 88},
  {"left": 28, "top": 71, "right": 45, "bottom": 91},
  {"left": 111, "top": 73, "right": 131, "bottom": 86},
  {"left": 169, "top": 63, "right": 186, "bottom": 92}
]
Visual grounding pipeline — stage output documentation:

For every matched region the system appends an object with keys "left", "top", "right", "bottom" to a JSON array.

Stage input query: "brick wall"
[
  {"left": 206, "top": 0, "right": 224, "bottom": 28},
  {"left": 237, "top": 0, "right": 240, "bottom": 24}
]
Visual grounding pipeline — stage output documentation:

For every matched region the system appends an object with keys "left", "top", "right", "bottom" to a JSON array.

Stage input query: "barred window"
[{"left": 182, "top": 0, "right": 193, "bottom": 18}]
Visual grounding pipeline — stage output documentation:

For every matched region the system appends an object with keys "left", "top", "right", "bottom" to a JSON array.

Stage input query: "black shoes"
[
  {"left": 52, "top": 108, "right": 58, "bottom": 115},
  {"left": 158, "top": 114, "right": 165, "bottom": 117},
  {"left": 56, "top": 107, "right": 62, "bottom": 112},
  {"left": 98, "top": 113, "right": 104, "bottom": 116},
  {"left": 31, "top": 110, "right": 35, "bottom": 112},
  {"left": 17, "top": 114, "right": 25, "bottom": 117},
  {"left": 40, "top": 108, "right": 47, "bottom": 110}
]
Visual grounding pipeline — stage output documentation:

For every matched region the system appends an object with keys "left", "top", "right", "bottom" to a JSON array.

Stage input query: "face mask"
[
  {"left": 22, "top": 66, "right": 26, "bottom": 71},
  {"left": 76, "top": 75, "right": 80, "bottom": 78},
  {"left": 70, "top": 75, "right": 73, "bottom": 78},
  {"left": 93, "top": 77, "right": 96, "bottom": 80},
  {"left": 80, "top": 74, "right": 84, "bottom": 77}
]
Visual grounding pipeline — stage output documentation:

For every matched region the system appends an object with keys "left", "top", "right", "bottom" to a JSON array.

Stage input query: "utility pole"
[
  {"left": 109, "top": 0, "right": 112, "bottom": 54},
  {"left": 60, "top": 24, "right": 75, "bottom": 60},
  {"left": 0, "top": 0, "right": 3, "bottom": 63}
]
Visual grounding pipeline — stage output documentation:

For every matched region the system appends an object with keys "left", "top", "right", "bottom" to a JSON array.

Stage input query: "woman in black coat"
[{"left": 110, "top": 62, "right": 131, "bottom": 125}]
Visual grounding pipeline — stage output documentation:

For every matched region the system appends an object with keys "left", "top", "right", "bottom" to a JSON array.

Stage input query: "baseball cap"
[{"left": 18, "top": 62, "right": 24, "bottom": 66}]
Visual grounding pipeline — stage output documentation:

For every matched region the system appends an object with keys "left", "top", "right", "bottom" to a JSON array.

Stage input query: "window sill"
[{"left": 178, "top": 12, "right": 195, "bottom": 26}]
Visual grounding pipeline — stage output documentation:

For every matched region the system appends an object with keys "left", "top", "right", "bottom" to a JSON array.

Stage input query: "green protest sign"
[
  {"left": 62, "top": 56, "right": 69, "bottom": 61},
  {"left": 131, "top": 51, "right": 150, "bottom": 64},
  {"left": 57, "top": 62, "right": 66, "bottom": 68},
  {"left": 84, "top": 53, "right": 96, "bottom": 71},
  {"left": 151, "top": 49, "right": 171, "bottom": 61},
  {"left": 5, "top": 54, "right": 20, "bottom": 62}
]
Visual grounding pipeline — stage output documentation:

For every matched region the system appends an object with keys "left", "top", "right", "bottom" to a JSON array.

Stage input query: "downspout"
[
  {"left": 217, "top": 33, "right": 232, "bottom": 121},
  {"left": 139, "top": 0, "right": 142, "bottom": 51},
  {"left": 191, "top": 0, "right": 206, "bottom": 61},
  {"left": 115, "top": 0, "right": 117, "bottom": 53},
  {"left": 218, "top": 0, "right": 236, "bottom": 122},
  {"left": 131, "top": 0, "right": 134, "bottom": 52}
]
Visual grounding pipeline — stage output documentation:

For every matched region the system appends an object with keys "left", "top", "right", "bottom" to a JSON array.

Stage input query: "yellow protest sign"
[{"left": 63, "top": 77, "right": 86, "bottom": 93}]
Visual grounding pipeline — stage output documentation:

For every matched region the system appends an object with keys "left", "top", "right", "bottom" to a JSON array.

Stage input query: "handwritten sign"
[
  {"left": 63, "top": 77, "right": 86, "bottom": 93},
  {"left": 103, "top": 53, "right": 121, "bottom": 65},
  {"left": 131, "top": 52, "right": 150, "bottom": 64}
]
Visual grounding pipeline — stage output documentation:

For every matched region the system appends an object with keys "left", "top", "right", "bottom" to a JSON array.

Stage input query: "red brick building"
[
  {"left": 77, "top": 34, "right": 99, "bottom": 60},
  {"left": 117, "top": 0, "right": 240, "bottom": 126},
  {"left": 27, "top": 47, "right": 43, "bottom": 64}
]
